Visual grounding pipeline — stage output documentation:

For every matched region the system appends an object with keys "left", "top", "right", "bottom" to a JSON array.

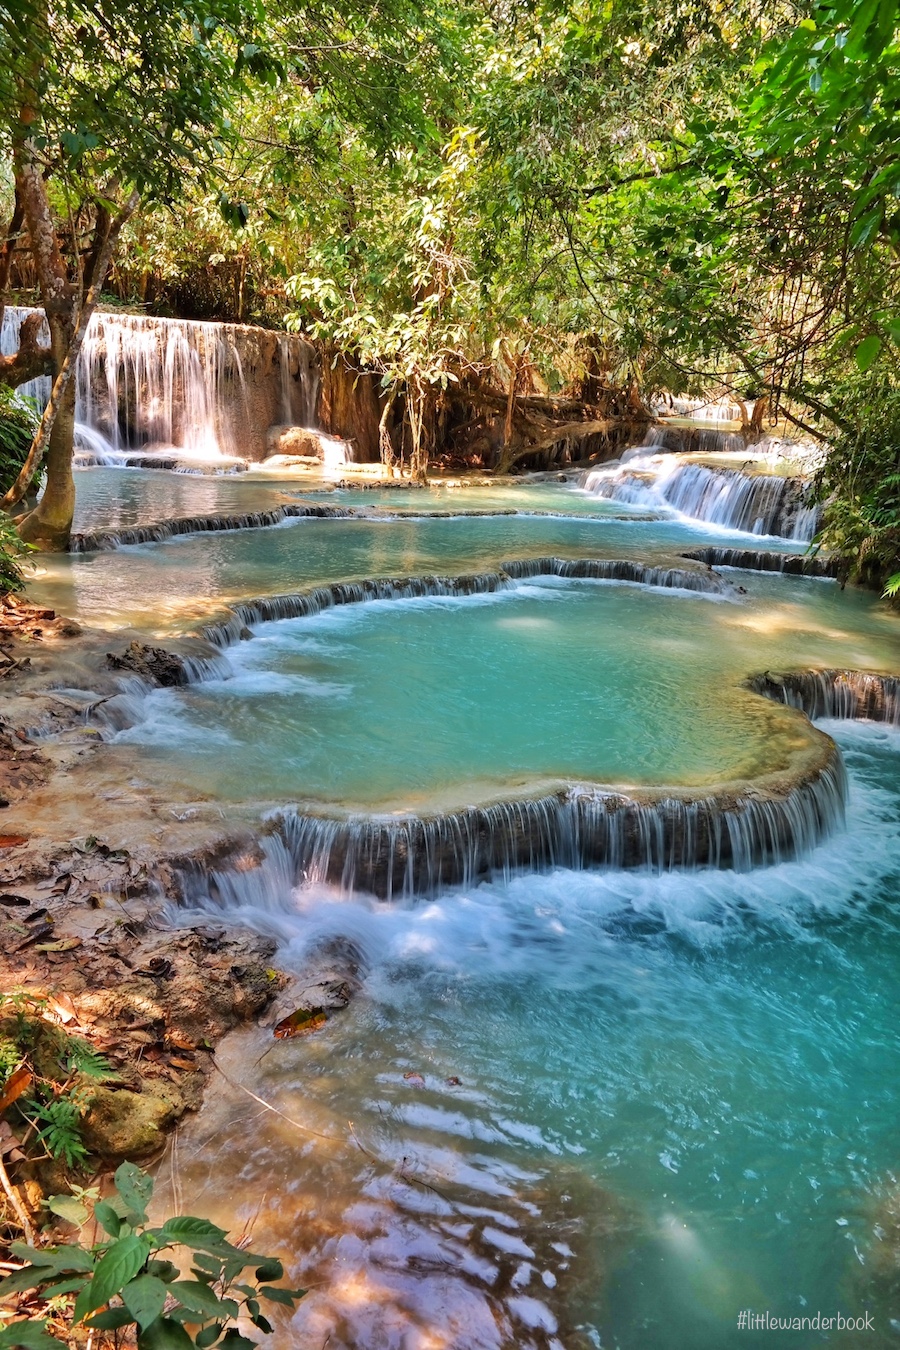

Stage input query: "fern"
[
  {"left": 26, "top": 1097, "right": 89, "bottom": 1169},
  {"left": 61, "top": 1038, "right": 118, "bottom": 1082},
  {"left": 884, "top": 573, "right": 900, "bottom": 598}
]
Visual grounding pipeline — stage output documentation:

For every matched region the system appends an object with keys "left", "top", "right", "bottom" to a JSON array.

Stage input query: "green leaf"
[
  {"left": 253, "top": 1258, "right": 283, "bottom": 1282},
  {"left": 9, "top": 1242, "right": 95, "bottom": 1274},
  {"left": 258, "top": 1285, "right": 302, "bottom": 1306},
  {"left": 94, "top": 1199, "right": 123, "bottom": 1237},
  {"left": 157, "top": 1216, "right": 228, "bottom": 1246},
  {"left": 167, "top": 1279, "right": 239, "bottom": 1319},
  {"left": 146, "top": 1259, "right": 180, "bottom": 1283},
  {"left": 114, "top": 1162, "right": 154, "bottom": 1224},
  {"left": 85, "top": 1308, "right": 134, "bottom": 1330},
  {"left": 195, "top": 1325, "right": 224, "bottom": 1349},
  {"left": 46, "top": 1194, "right": 90, "bottom": 1227},
  {"left": 0, "top": 1267, "right": 56, "bottom": 1298},
  {"left": 850, "top": 207, "right": 883, "bottom": 248},
  {"left": 856, "top": 335, "right": 882, "bottom": 371},
  {"left": 0, "top": 1321, "right": 63, "bottom": 1350},
  {"left": 122, "top": 1274, "right": 169, "bottom": 1330},
  {"left": 137, "top": 1317, "right": 195, "bottom": 1350},
  {"left": 219, "top": 1332, "right": 257, "bottom": 1350},
  {"left": 76, "top": 1234, "right": 151, "bottom": 1319},
  {"left": 40, "top": 1277, "right": 89, "bottom": 1299}
]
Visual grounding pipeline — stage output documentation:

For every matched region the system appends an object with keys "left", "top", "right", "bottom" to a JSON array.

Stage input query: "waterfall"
[
  {"left": 1, "top": 304, "right": 320, "bottom": 465},
  {"left": 680, "top": 547, "right": 838, "bottom": 577},
  {"left": 582, "top": 456, "right": 819, "bottom": 541},
  {"left": 746, "top": 670, "right": 900, "bottom": 726},
  {"left": 198, "top": 558, "right": 733, "bottom": 647},
  {"left": 174, "top": 749, "right": 847, "bottom": 902},
  {"left": 69, "top": 501, "right": 364, "bottom": 552}
]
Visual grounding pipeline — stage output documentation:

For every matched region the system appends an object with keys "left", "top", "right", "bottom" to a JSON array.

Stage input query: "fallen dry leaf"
[
  {"left": 274, "top": 1007, "right": 328, "bottom": 1039},
  {"left": 0, "top": 1067, "right": 33, "bottom": 1114},
  {"left": 34, "top": 937, "right": 82, "bottom": 953}
]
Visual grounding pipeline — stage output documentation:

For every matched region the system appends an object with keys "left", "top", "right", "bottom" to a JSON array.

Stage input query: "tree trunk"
[
  {"left": 2, "top": 154, "right": 139, "bottom": 544},
  {"left": 18, "top": 374, "right": 75, "bottom": 548}
]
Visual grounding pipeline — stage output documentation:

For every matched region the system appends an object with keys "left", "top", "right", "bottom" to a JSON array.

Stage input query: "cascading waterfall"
[
  {"left": 746, "top": 669, "right": 900, "bottom": 725},
  {"left": 1, "top": 304, "right": 320, "bottom": 464},
  {"left": 68, "top": 501, "right": 364, "bottom": 552},
  {"left": 680, "top": 546, "right": 838, "bottom": 577},
  {"left": 198, "top": 557, "right": 733, "bottom": 647},
  {"left": 175, "top": 750, "right": 847, "bottom": 902},
  {"left": 582, "top": 455, "right": 819, "bottom": 540}
]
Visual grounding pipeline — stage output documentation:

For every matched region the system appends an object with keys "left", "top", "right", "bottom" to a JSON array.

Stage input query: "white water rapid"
[{"left": 581, "top": 453, "right": 819, "bottom": 541}]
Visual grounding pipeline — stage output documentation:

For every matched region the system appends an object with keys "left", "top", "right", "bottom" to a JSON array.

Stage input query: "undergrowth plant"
[
  {"left": 0, "top": 992, "right": 118, "bottom": 1170},
  {"left": 0, "top": 1162, "right": 304, "bottom": 1349},
  {"left": 0, "top": 389, "right": 39, "bottom": 499},
  {"left": 817, "top": 375, "right": 900, "bottom": 598}
]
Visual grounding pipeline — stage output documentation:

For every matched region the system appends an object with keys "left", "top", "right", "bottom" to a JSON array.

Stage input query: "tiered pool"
[{"left": 41, "top": 466, "right": 900, "bottom": 1348}]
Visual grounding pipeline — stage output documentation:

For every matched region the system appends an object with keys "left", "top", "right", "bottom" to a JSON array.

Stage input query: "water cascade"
[
  {"left": 680, "top": 546, "right": 838, "bottom": 576},
  {"left": 68, "top": 501, "right": 364, "bottom": 552},
  {"left": 1, "top": 304, "right": 320, "bottom": 464},
  {"left": 198, "top": 557, "right": 734, "bottom": 648},
  {"left": 177, "top": 744, "right": 847, "bottom": 901},
  {"left": 582, "top": 455, "right": 819, "bottom": 540},
  {"left": 746, "top": 669, "right": 900, "bottom": 725}
]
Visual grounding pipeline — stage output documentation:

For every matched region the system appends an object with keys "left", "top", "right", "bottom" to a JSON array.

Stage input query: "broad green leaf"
[
  {"left": 0, "top": 1267, "right": 58, "bottom": 1298},
  {"left": 85, "top": 1308, "right": 134, "bottom": 1331},
  {"left": 94, "top": 1199, "right": 123, "bottom": 1238},
  {"left": 9, "top": 1243, "right": 95, "bottom": 1274},
  {"left": 850, "top": 208, "right": 883, "bottom": 248},
  {"left": 258, "top": 1285, "right": 303, "bottom": 1306},
  {"left": 114, "top": 1161, "right": 154, "bottom": 1224},
  {"left": 219, "top": 1332, "right": 257, "bottom": 1350},
  {"left": 146, "top": 1258, "right": 180, "bottom": 1282},
  {"left": 77, "top": 1234, "right": 152, "bottom": 1318},
  {"left": 39, "top": 1277, "right": 88, "bottom": 1299},
  {"left": 137, "top": 1317, "right": 195, "bottom": 1350},
  {"left": 46, "top": 1194, "right": 90, "bottom": 1227},
  {"left": 0, "top": 1321, "right": 64, "bottom": 1350},
  {"left": 167, "top": 1279, "right": 239, "bottom": 1319},
  {"left": 157, "top": 1216, "right": 228, "bottom": 1246},
  {"left": 856, "top": 334, "right": 882, "bottom": 370},
  {"left": 195, "top": 1325, "right": 224, "bottom": 1349},
  {"left": 122, "top": 1274, "right": 169, "bottom": 1330},
  {"left": 254, "top": 1258, "right": 283, "bottom": 1282}
]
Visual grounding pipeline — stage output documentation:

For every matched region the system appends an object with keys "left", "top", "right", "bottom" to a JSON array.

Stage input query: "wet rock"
[
  {"left": 81, "top": 1084, "right": 180, "bottom": 1160},
  {"left": 106, "top": 641, "right": 188, "bottom": 687}
]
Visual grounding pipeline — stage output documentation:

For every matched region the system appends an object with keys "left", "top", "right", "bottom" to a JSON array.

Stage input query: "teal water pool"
[
  {"left": 37, "top": 508, "right": 813, "bottom": 632},
  {"left": 108, "top": 571, "right": 898, "bottom": 811},
  {"left": 162, "top": 721, "right": 900, "bottom": 1350}
]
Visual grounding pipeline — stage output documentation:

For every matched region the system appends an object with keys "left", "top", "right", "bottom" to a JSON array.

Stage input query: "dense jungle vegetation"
[{"left": 0, "top": 0, "right": 898, "bottom": 586}]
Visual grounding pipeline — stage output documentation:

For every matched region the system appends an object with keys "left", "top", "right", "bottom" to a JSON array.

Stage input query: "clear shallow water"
[
  {"left": 106, "top": 570, "right": 900, "bottom": 810},
  {"left": 70, "top": 467, "right": 631, "bottom": 535},
  {"left": 161, "top": 723, "right": 900, "bottom": 1350},
  {"left": 40, "top": 509, "right": 810, "bottom": 633}
]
